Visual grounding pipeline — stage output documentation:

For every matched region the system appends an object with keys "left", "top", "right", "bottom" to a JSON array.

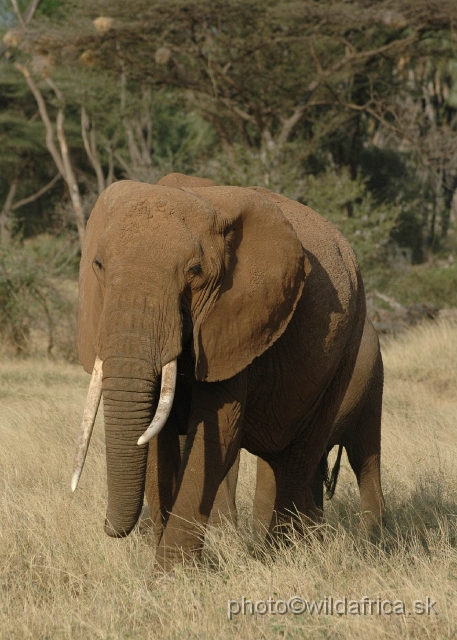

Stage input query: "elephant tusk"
[
  {"left": 71, "top": 356, "right": 103, "bottom": 492},
  {"left": 137, "top": 359, "right": 177, "bottom": 445}
]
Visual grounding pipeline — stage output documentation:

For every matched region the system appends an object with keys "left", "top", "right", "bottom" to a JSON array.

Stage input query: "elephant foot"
[
  {"left": 358, "top": 483, "right": 385, "bottom": 534},
  {"left": 155, "top": 517, "right": 206, "bottom": 571},
  {"left": 155, "top": 542, "right": 203, "bottom": 571},
  {"left": 358, "top": 502, "right": 385, "bottom": 534},
  {"left": 207, "top": 507, "right": 238, "bottom": 528},
  {"left": 266, "top": 503, "right": 323, "bottom": 547}
]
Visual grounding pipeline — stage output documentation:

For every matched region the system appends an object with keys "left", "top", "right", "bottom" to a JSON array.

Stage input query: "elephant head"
[{"left": 73, "top": 173, "right": 305, "bottom": 538}]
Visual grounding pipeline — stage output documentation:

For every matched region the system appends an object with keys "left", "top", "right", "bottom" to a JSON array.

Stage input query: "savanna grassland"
[{"left": 1, "top": 321, "right": 456, "bottom": 639}]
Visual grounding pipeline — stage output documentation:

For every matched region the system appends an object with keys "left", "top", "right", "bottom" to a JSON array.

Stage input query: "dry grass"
[{"left": 1, "top": 321, "right": 456, "bottom": 639}]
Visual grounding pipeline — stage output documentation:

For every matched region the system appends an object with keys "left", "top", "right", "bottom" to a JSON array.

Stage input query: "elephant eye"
[
  {"left": 94, "top": 258, "right": 103, "bottom": 269},
  {"left": 188, "top": 263, "right": 202, "bottom": 276}
]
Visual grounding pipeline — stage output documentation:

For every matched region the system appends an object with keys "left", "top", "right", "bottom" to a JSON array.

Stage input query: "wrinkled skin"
[
  {"left": 77, "top": 173, "right": 369, "bottom": 570},
  {"left": 139, "top": 435, "right": 239, "bottom": 544},
  {"left": 144, "top": 317, "right": 384, "bottom": 541},
  {"left": 252, "top": 317, "right": 385, "bottom": 540},
  {"left": 142, "top": 435, "right": 240, "bottom": 542}
]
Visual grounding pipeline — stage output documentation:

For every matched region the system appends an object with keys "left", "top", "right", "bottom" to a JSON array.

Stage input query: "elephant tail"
[{"left": 323, "top": 445, "right": 344, "bottom": 500}]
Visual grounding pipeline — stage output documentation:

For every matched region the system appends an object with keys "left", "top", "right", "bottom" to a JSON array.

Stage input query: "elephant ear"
[
  {"left": 189, "top": 186, "right": 305, "bottom": 382},
  {"left": 77, "top": 181, "right": 133, "bottom": 373}
]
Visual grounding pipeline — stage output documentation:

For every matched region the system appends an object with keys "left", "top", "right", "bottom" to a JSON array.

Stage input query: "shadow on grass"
[
  {"left": 326, "top": 469, "right": 457, "bottom": 559},
  {"left": 133, "top": 467, "right": 457, "bottom": 578}
]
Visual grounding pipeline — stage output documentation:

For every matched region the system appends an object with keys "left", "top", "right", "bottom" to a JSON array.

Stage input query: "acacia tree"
[
  {"left": 0, "top": 0, "right": 63, "bottom": 243},
  {"left": 341, "top": 25, "right": 457, "bottom": 256},
  {"left": 2, "top": 0, "right": 89, "bottom": 245},
  {"left": 5, "top": 0, "right": 457, "bottom": 260},
  {"left": 3, "top": 0, "right": 134, "bottom": 246},
  {"left": 3, "top": 1, "right": 215, "bottom": 245},
  {"left": 29, "top": 1, "right": 457, "bottom": 187},
  {"left": 12, "top": 62, "right": 88, "bottom": 245}
]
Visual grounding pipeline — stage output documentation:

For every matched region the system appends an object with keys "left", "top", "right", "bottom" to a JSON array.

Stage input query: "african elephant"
[
  {"left": 252, "top": 316, "right": 384, "bottom": 539},
  {"left": 72, "top": 172, "right": 369, "bottom": 570},
  {"left": 144, "top": 316, "right": 384, "bottom": 541}
]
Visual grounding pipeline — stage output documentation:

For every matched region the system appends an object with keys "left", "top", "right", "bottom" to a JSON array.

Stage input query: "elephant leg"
[
  {"left": 272, "top": 341, "right": 369, "bottom": 540},
  {"left": 144, "top": 413, "right": 181, "bottom": 546},
  {"left": 344, "top": 355, "right": 384, "bottom": 531},
  {"left": 178, "top": 435, "right": 240, "bottom": 528},
  {"left": 255, "top": 452, "right": 325, "bottom": 544},
  {"left": 267, "top": 446, "right": 322, "bottom": 542},
  {"left": 270, "top": 483, "right": 320, "bottom": 540},
  {"left": 208, "top": 451, "right": 240, "bottom": 527},
  {"left": 156, "top": 371, "right": 247, "bottom": 570},
  {"left": 253, "top": 456, "right": 275, "bottom": 542},
  {"left": 266, "top": 393, "right": 346, "bottom": 541},
  {"left": 311, "top": 456, "right": 325, "bottom": 513}
]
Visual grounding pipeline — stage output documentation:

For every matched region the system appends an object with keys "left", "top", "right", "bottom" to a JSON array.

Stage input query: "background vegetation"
[
  {"left": 1, "top": 0, "right": 457, "bottom": 357},
  {"left": 1, "top": 320, "right": 456, "bottom": 638}
]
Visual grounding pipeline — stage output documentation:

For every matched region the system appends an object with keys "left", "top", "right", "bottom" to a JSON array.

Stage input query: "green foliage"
[
  {"left": 53, "top": 0, "right": 457, "bottom": 154},
  {"left": 1, "top": 0, "right": 457, "bottom": 330},
  {"left": 36, "top": 0, "right": 64, "bottom": 17},
  {"left": 374, "top": 264, "right": 457, "bottom": 308},
  {"left": 296, "top": 168, "right": 399, "bottom": 277},
  {"left": 24, "top": 232, "right": 80, "bottom": 277},
  {"left": 0, "top": 62, "right": 48, "bottom": 171},
  {"left": 0, "top": 236, "right": 78, "bottom": 358},
  {"left": 206, "top": 150, "right": 400, "bottom": 278}
]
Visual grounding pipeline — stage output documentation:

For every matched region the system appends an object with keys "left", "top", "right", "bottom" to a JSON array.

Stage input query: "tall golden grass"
[{"left": 1, "top": 321, "right": 456, "bottom": 639}]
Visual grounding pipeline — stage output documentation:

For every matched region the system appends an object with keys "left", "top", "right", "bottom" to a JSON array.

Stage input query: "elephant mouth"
[{"left": 71, "top": 358, "right": 178, "bottom": 492}]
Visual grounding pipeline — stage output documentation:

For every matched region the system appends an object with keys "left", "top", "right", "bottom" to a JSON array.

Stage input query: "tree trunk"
[
  {"left": 14, "top": 63, "right": 86, "bottom": 248},
  {"left": 81, "top": 106, "right": 106, "bottom": 195},
  {"left": 55, "top": 110, "right": 86, "bottom": 246},
  {"left": 0, "top": 179, "right": 18, "bottom": 245}
]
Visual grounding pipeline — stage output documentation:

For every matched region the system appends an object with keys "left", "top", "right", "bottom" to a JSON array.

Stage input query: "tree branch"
[
  {"left": 275, "top": 30, "right": 422, "bottom": 148},
  {"left": 344, "top": 99, "right": 455, "bottom": 192},
  {"left": 14, "top": 64, "right": 85, "bottom": 245},
  {"left": 113, "top": 150, "right": 136, "bottom": 179},
  {"left": 55, "top": 109, "right": 86, "bottom": 246},
  {"left": 219, "top": 97, "right": 256, "bottom": 124},
  {"left": 277, "top": 104, "right": 307, "bottom": 147},
  {"left": 309, "top": 40, "right": 323, "bottom": 75},
  {"left": 124, "top": 122, "right": 143, "bottom": 172},
  {"left": 10, "top": 0, "right": 26, "bottom": 28},
  {"left": 1, "top": 0, "right": 42, "bottom": 58},
  {"left": 13, "top": 62, "right": 66, "bottom": 177},
  {"left": 81, "top": 106, "right": 105, "bottom": 194},
  {"left": 0, "top": 179, "right": 19, "bottom": 244},
  {"left": 23, "top": 0, "right": 41, "bottom": 25},
  {"left": 12, "top": 173, "right": 61, "bottom": 210},
  {"left": 45, "top": 76, "right": 64, "bottom": 103}
]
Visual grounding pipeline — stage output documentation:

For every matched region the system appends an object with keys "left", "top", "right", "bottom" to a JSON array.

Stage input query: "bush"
[
  {"left": 23, "top": 233, "right": 80, "bottom": 278},
  {"left": 0, "top": 235, "right": 79, "bottom": 359},
  {"left": 294, "top": 168, "right": 399, "bottom": 276},
  {"left": 373, "top": 263, "right": 457, "bottom": 308}
]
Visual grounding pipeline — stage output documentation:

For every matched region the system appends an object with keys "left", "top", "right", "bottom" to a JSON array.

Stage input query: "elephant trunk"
[{"left": 102, "top": 355, "right": 157, "bottom": 537}]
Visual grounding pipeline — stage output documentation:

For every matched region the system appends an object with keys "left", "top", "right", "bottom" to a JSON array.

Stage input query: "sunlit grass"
[{"left": 0, "top": 321, "right": 456, "bottom": 638}]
